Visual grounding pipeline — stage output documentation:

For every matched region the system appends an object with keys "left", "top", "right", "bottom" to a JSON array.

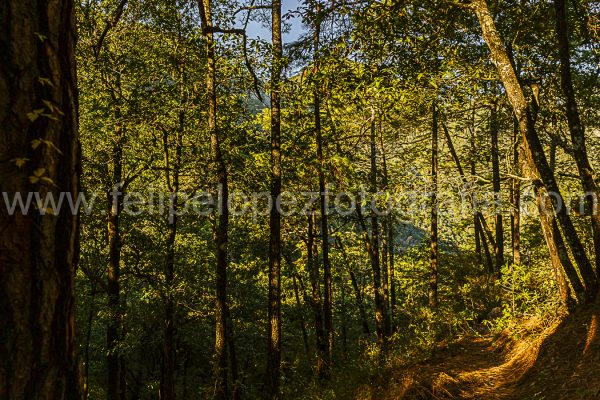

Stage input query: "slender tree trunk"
[
  {"left": 0, "top": 0, "right": 82, "bottom": 397},
  {"left": 307, "top": 215, "right": 326, "bottom": 376},
  {"left": 429, "top": 102, "right": 439, "bottom": 308},
  {"left": 107, "top": 100, "right": 125, "bottom": 400},
  {"left": 468, "top": 118, "right": 485, "bottom": 268},
  {"left": 337, "top": 239, "right": 370, "bottom": 335},
  {"left": 555, "top": 0, "right": 600, "bottom": 278},
  {"left": 292, "top": 273, "right": 310, "bottom": 362},
  {"left": 266, "top": 1, "right": 283, "bottom": 395},
  {"left": 227, "top": 317, "right": 240, "bottom": 400},
  {"left": 490, "top": 101, "right": 504, "bottom": 276},
  {"left": 198, "top": 1, "right": 230, "bottom": 398},
  {"left": 368, "top": 115, "right": 387, "bottom": 346},
  {"left": 388, "top": 223, "right": 396, "bottom": 328},
  {"left": 160, "top": 103, "right": 184, "bottom": 400},
  {"left": 378, "top": 132, "right": 392, "bottom": 334},
  {"left": 472, "top": 0, "right": 598, "bottom": 299},
  {"left": 84, "top": 285, "right": 97, "bottom": 400},
  {"left": 313, "top": 3, "right": 333, "bottom": 369},
  {"left": 511, "top": 117, "right": 522, "bottom": 265}
]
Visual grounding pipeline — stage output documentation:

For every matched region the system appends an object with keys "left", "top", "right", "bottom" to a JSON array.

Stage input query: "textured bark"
[
  {"left": 0, "top": 0, "right": 83, "bottom": 398},
  {"left": 472, "top": 0, "right": 598, "bottom": 299},
  {"left": 429, "top": 103, "right": 439, "bottom": 308},
  {"left": 266, "top": 0, "right": 282, "bottom": 396},
  {"left": 555, "top": 0, "right": 600, "bottom": 278},
  {"left": 490, "top": 102, "right": 504, "bottom": 275},
  {"left": 313, "top": 3, "right": 333, "bottom": 370},
  {"left": 536, "top": 191, "right": 581, "bottom": 303},
  {"left": 198, "top": 0, "right": 230, "bottom": 398}
]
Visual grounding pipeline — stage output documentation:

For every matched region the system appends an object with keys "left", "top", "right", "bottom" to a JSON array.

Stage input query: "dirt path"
[{"left": 360, "top": 304, "right": 600, "bottom": 399}]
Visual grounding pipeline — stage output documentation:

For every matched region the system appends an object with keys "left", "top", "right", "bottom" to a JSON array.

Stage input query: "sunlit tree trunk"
[
  {"left": 472, "top": 0, "right": 598, "bottom": 300},
  {"left": 555, "top": 0, "right": 600, "bottom": 278}
]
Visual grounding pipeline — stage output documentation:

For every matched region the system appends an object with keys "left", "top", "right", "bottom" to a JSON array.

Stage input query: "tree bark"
[
  {"left": 0, "top": 0, "right": 83, "bottom": 398},
  {"left": 266, "top": 0, "right": 283, "bottom": 396},
  {"left": 472, "top": 0, "right": 598, "bottom": 299},
  {"left": 555, "top": 0, "right": 600, "bottom": 278}
]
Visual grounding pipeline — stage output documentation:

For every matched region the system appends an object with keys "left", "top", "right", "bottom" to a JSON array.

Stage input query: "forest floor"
[{"left": 358, "top": 300, "right": 600, "bottom": 399}]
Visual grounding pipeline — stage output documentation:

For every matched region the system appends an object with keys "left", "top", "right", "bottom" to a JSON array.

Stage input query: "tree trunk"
[
  {"left": 0, "top": 0, "right": 83, "bottom": 398},
  {"left": 368, "top": 115, "right": 387, "bottom": 346},
  {"left": 306, "top": 215, "right": 326, "bottom": 376},
  {"left": 313, "top": 3, "right": 333, "bottom": 370},
  {"left": 266, "top": 0, "right": 283, "bottom": 396},
  {"left": 429, "top": 102, "right": 439, "bottom": 308},
  {"left": 511, "top": 117, "right": 522, "bottom": 266},
  {"left": 378, "top": 132, "right": 392, "bottom": 334},
  {"left": 197, "top": 0, "right": 230, "bottom": 398},
  {"left": 490, "top": 101, "right": 504, "bottom": 276},
  {"left": 555, "top": 0, "right": 600, "bottom": 278},
  {"left": 292, "top": 273, "right": 310, "bottom": 362},
  {"left": 107, "top": 104, "right": 124, "bottom": 400},
  {"left": 388, "top": 223, "right": 396, "bottom": 329},
  {"left": 472, "top": 0, "right": 598, "bottom": 299},
  {"left": 337, "top": 239, "right": 370, "bottom": 335}
]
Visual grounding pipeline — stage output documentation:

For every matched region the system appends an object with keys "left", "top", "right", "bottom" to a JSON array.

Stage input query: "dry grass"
[{"left": 357, "top": 300, "right": 600, "bottom": 400}]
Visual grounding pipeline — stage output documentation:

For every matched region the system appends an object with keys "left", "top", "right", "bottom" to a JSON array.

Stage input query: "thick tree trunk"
[
  {"left": 266, "top": 0, "right": 283, "bottom": 396},
  {"left": 313, "top": 3, "right": 333, "bottom": 370},
  {"left": 429, "top": 102, "right": 439, "bottom": 308},
  {"left": 197, "top": 1, "right": 230, "bottom": 398},
  {"left": 0, "top": 0, "right": 83, "bottom": 398},
  {"left": 472, "top": 0, "right": 598, "bottom": 299},
  {"left": 555, "top": 0, "right": 600, "bottom": 278},
  {"left": 490, "top": 101, "right": 504, "bottom": 276}
]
